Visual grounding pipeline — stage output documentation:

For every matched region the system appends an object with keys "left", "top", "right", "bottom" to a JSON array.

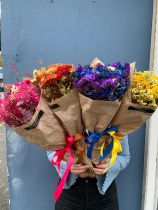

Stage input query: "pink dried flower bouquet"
[
  {"left": 0, "top": 79, "right": 67, "bottom": 151},
  {"left": 0, "top": 80, "right": 41, "bottom": 127}
]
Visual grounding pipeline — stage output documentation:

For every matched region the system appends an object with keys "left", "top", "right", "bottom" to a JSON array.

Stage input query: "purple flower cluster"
[{"left": 72, "top": 62, "right": 130, "bottom": 100}]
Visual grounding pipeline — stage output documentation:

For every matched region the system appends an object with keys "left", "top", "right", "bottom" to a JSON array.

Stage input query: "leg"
[
  {"left": 88, "top": 181, "right": 119, "bottom": 210},
  {"left": 55, "top": 179, "right": 86, "bottom": 210}
]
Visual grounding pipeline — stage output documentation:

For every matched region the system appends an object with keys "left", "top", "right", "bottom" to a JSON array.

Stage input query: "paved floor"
[{"left": 0, "top": 125, "right": 9, "bottom": 210}]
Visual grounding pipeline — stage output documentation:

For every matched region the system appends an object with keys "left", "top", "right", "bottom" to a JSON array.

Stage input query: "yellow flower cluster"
[{"left": 131, "top": 71, "right": 158, "bottom": 107}]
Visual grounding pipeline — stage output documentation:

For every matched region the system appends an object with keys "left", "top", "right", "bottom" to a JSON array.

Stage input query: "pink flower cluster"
[{"left": 0, "top": 80, "right": 40, "bottom": 127}]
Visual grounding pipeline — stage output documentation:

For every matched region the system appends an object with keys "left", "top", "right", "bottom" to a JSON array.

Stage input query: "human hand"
[
  {"left": 93, "top": 157, "right": 110, "bottom": 175},
  {"left": 70, "top": 163, "right": 89, "bottom": 176}
]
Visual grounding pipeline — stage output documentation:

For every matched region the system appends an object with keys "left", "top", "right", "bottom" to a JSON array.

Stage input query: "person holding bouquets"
[
  {"left": 47, "top": 129, "right": 130, "bottom": 210},
  {"left": 47, "top": 58, "right": 131, "bottom": 210}
]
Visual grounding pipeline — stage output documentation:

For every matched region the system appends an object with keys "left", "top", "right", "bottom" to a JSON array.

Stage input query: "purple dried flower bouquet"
[
  {"left": 73, "top": 61, "right": 130, "bottom": 101},
  {"left": 72, "top": 58, "right": 131, "bottom": 167}
]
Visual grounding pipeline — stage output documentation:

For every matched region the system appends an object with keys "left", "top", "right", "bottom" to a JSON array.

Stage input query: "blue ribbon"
[
  {"left": 99, "top": 140, "right": 113, "bottom": 161},
  {"left": 84, "top": 126, "right": 118, "bottom": 159}
]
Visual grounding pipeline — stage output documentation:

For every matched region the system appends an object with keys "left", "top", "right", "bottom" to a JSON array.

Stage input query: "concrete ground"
[{"left": 0, "top": 125, "right": 9, "bottom": 210}]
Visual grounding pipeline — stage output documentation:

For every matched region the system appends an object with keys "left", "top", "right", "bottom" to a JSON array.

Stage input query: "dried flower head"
[
  {"left": 73, "top": 62, "right": 130, "bottom": 101},
  {"left": 32, "top": 63, "right": 76, "bottom": 101},
  {"left": 0, "top": 80, "right": 40, "bottom": 127},
  {"left": 131, "top": 71, "right": 158, "bottom": 107}
]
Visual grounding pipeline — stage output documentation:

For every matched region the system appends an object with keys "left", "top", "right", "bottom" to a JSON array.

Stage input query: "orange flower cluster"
[{"left": 33, "top": 63, "right": 76, "bottom": 101}]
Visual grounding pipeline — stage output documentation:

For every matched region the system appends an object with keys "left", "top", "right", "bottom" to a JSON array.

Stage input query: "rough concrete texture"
[{"left": 0, "top": 125, "right": 9, "bottom": 210}]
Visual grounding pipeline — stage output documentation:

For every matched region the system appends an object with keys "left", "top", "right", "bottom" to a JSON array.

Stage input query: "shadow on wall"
[{"left": 0, "top": 125, "right": 9, "bottom": 210}]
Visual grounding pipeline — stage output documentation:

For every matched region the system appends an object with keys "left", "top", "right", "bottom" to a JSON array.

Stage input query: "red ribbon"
[{"left": 51, "top": 136, "right": 75, "bottom": 202}]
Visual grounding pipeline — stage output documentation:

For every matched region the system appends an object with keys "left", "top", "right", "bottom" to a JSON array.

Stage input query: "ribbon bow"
[
  {"left": 52, "top": 134, "right": 84, "bottom": 201},
  {"left": 99, "top": 131, "right": 123, "bottom": 173},
  {"left": 84, "top": 126, "right": 118, "bottom": 159}
]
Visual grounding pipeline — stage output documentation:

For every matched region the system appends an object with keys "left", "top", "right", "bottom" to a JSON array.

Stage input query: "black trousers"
[{"left": 55, "top": 177, "right": 119, "bottom": 210}]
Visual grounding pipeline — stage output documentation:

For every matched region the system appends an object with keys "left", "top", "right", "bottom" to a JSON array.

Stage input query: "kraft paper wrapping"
[
  {"left": 90, "top": 57, "right": 104, "bottom": 67},
  {"left": 79, "top": 93, "right": 121, "bottom": 133},
  {"left": 111, "top": 62, "right": 156, "bottom": 136},
  {"left": 86, "top": 135, "right": 112, "bottom": 164},
  {"left": 11, "top": 95, "right": 66, "bottom": 150},
  {"left": 64, "top": 140, "right": 94, "bottom": 168},
  {"left": 48, "top": 88, "right": 84, "bottom": 137},
  {"left": 48, "top": 88, "right": 92, "bottom": 165},
  {"left": 79, "top": 87, "right": 121, "bottom": 165},
  {"left": 77, "top": 57, "right": 122, "bottom": 165}
]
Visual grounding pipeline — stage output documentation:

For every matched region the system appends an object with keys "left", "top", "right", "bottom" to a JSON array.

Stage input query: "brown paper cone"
[
  {"left": 48, "top": 88, "right": 89, "bottom": 166},
  {"left": 79, "top": 93, "right": 121, "bottom": 133},
  {"left": 78, "top": 88, "right": 121, "bottom": 166},
  {"left": 48, "top": 88, "right": 84, "bottom": 136},
  {"left": 78, "top": 57, "right": 122, "bottom": 166},
  {"left": 64, "top": 140, "right": 93, "bottom": 168},
  {"left": 111, "top": 62, "right": 156, "bottom": 136},
  {"left": 90, "top": 57, "right": 104, "bottom": 67},
  {"left": 90, "top": 135, "right": 112, "bottom": 165},
  {"left": 11, "top": 95, "right": 66, "bottom": 150}
]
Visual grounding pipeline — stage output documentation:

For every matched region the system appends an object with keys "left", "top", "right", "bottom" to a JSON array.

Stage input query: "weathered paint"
[{"left": 2, "top": 0, "right": 153, "bottom": 209}]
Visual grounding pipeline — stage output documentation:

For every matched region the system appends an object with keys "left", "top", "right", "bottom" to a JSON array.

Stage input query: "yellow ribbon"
[
  {"left": 100, "top": 131, "right": 123, "bottom": 174},
  {"left": 100, "top": 141, "right": 105, "bottom": 157}
]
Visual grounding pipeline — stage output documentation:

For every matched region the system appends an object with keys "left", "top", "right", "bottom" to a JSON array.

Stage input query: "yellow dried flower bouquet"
[
  {"left": 131, "top": 71, "right": 158, "bottom": 107},
  {"left": 111, "top": 63, "right": 157, "bottom": 136}
]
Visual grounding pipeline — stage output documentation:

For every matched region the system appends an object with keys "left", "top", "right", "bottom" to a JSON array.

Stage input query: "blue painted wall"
[{"left": 2, "top": 0, "right": 153, "bottom": 209}]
